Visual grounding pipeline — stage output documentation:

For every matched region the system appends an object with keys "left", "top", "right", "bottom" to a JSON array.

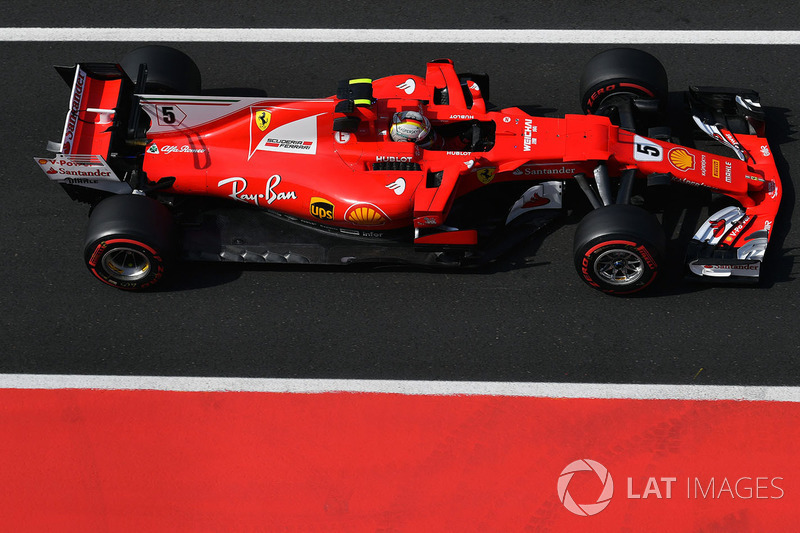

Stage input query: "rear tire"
[
  {"left": 580, "top": 48, "right": 668, "bottom": 114},
  {"left": 120, "top": 45, "right": 201, "bottom": 94},
  {"left": 573, "top": 204, "right": 666, "bottom": 295},
  {"left": 84, "top": 195, "right": 176, "bottom": 290}
]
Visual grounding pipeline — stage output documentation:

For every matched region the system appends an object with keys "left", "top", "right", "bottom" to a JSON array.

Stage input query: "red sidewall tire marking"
[
  {"left": 582, "top": 240, "right": 658, "bottom": 295},
  {"left": 87, "top": 238, "right": 163, "bottom": 290},
  {"left": 103, "top": 238, "right": 159, "bottom": 256},
  {"left": 584, "top": 239, "right": 637, "bottom": 258},
  {"left": 620, "top": 82, "right": 655, "bottom": 97},
  {"left": 88, "top": 239, "right": 159, "bottom": 267}
]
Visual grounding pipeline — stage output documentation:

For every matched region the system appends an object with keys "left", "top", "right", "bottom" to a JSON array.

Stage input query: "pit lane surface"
[{"left": 2, "top": 2, "right": 799, "bottom": 385}]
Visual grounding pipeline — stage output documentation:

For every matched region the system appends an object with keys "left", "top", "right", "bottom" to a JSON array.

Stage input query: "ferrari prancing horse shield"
[
  {"left": 477, "top": 167, "right": 496, "bottom": 184},
  {"left": 255, "top": 110, "right": 271, "bottom": 131}
]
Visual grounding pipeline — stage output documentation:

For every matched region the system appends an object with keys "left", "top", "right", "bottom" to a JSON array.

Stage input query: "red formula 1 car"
[{"left": 36, "top": 46, "right": 782, "bottom": 294}]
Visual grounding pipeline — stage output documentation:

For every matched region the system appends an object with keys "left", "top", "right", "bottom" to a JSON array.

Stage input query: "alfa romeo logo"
[{"left": 557, "top": 459, "right": 614, "bottom": 516}]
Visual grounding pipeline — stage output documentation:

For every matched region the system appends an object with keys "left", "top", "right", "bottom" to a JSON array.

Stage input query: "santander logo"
[{"left": 557, "top": 459, "right": 614, "bottom": 516}]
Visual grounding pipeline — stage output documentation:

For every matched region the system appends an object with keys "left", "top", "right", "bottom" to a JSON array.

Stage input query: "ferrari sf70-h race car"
[{"left": 36, "top": 46, "right": 783, "bottom": 294}]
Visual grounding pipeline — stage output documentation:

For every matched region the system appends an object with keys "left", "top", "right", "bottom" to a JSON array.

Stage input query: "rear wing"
[
  {"left": 35, "top": 153, "right": 131, "bottom": 195},
  {"left": 36, "top": 63, "right": 135, "bottom": 199},
  {"left": 53, "top": 63, "right": 128, "bottom": 157}
]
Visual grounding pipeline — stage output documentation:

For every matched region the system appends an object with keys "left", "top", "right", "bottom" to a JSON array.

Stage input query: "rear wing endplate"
[{"left": 54, "top": 63, "right": 127, "bottom": 157}]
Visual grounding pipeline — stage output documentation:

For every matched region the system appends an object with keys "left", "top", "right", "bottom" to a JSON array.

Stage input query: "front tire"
[
  {"left": 580, "top": 48, "right": 668, "bottom": 114},
  {"left": 573, "top": 204, "right": 665, "bottom": 295},
  {"left": 84, "top": 195, "right": 176, "bottom": 290}
]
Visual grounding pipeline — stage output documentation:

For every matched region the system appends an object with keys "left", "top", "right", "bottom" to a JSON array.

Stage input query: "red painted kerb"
[{"left": 1, "top": 389, "right": 798, "bottom": 532}]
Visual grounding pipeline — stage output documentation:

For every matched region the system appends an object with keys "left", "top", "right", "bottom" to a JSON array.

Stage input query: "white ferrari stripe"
[
  {"left": 0, "top": 374, "right": 798, "bottom": 401},
  {"left": 1, "top": 28, "right": 800, "bottom": 44}
]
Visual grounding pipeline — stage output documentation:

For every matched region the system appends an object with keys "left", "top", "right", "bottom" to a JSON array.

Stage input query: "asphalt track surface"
[{"left": 2, "top": 2, "right": 799, "bottom": 386}]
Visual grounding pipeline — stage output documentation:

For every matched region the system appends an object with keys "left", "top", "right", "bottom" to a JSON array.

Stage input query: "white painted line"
[
  {"left": 2, "top": 28, "right": 800, "bottom": 44},
  {"left": 1, "top": 374, "right": 798, "bottom": 401}
]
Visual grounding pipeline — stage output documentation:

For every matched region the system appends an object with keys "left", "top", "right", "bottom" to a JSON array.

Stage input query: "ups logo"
[{"left": 310, "top": 197, "right": 335, "bottom": 220}]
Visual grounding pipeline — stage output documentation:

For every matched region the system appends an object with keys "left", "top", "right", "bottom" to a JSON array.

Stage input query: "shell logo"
[
  {"left": 668, "top": 148, "right": 695, "bottom": 171},
  {"left": 345, "top": 203, "right": 389, "bottom": 226}
]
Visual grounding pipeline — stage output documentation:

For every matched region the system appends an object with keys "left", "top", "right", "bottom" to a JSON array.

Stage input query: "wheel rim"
[
  {"left": 101, "top": 247, "right": 151, "bottom": 281},
  {"left": 594, "top": 248, "right": 644, "bottom": 285}
]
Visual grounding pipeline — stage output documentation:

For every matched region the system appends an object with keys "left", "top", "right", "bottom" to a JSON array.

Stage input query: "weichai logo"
[{"left": 310, "top": 197, "right": 334, "bottom": 220}]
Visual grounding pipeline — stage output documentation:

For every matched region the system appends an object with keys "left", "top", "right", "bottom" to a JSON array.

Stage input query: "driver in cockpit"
[
  {"left": 389, "top": 110, "right": 439, "bottom": 148},
  {"left": 389, "top": 110, "right": 477, "bottom": 151}
]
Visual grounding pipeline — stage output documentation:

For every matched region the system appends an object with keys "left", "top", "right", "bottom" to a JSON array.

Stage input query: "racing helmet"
[{"left": 390, "top": 111, "right": 432, "bottom": 143}]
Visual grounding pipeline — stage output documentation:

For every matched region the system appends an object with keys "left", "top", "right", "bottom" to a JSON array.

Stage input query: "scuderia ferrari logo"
[
  {"left": 255, "top": 110, "right": 271, "bottom": 131},
  {"left": 249, "top": 110, "right": 321, "bottom": 159}
]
